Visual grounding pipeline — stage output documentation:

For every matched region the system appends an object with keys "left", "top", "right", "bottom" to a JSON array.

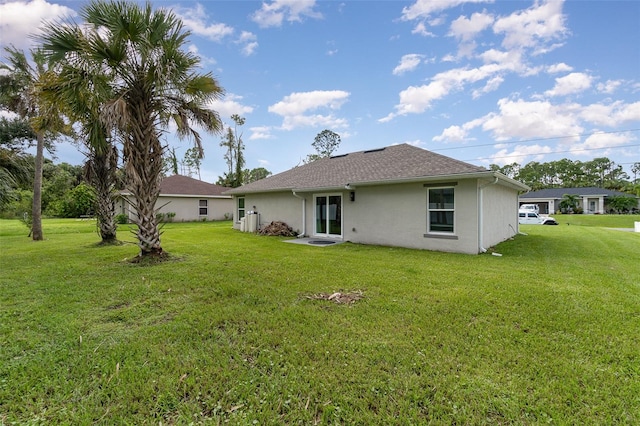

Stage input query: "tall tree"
[
  {"left": 39, "top": 55, "right": 120, "bottom": 243},
  {"left": 243, "top": 167, "right": 272, "bottom": 184},
  {"left": 630, "top": 162, "right": 640, "bottom": 184},
  {"left": 0, "top": 47, "right": 68, "bottom": 240},
  {"left": 306, "top": 129, "right": 341, "bottom": 163},
  {"left": 217, "top": 114, "right": 245, "bottom": 187},
  {"left": 0, "top": 118, "right": 35, "bottom": 210},
  {"left": 183, "top": 147, "right": 202, "bottom": 180},
  {"left": 41, "top": 0, "right": 224, "bottom": 258}
]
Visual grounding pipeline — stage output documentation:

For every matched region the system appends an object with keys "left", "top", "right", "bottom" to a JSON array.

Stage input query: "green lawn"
[{"left": 1, "top": 217, "right": 639, "bottom": 424}]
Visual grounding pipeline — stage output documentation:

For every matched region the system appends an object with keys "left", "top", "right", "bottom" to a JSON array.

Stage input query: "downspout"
[
  {"left": 292, "top": 191, "right": 306, "bottom": 237},
  {"left": 478, "top": 177, "right": 499, "bottom": 253}
]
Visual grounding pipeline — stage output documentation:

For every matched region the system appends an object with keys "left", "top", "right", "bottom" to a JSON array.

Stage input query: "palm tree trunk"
[
  {"left": 125, "top": 96, "right": 164, "bottom": 257},
  {"left": 95, "top": 187, "right": 117, "bottom": 242},
  {"left": 87, "top": 146, "right": 118, "bottom": 243},
  {"left": 31, "top": 131, "right": 44, "bottom": 241}
]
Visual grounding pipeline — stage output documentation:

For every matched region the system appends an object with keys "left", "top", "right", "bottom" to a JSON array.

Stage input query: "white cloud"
[
  {"left": 482, "top": 98, "right": 584, "bottom": 141},
  {"left": 207, "top": 94, "right": 254, "bottom": 119},
  {"left": 597, "top": 79, "right": 623, "bottom": 94},
  {"left": 433, "top": 125, "right": 469, "bottom": 143},
  {"left": 173, "top": 4, "right": 234, "bottom": 42},
  {"left": 392, "top": 54, "right": 425, "bottom": 75},
  {"left": 251, "top": 0, "right": 322, "bottom": 28},
  {"left": 544, "top": 72, "right": 593, "bottom": 97},
  {"left": 580, "top": 101, "right": 640, "bottom": 127},
  {"left": 547, "top": 62, "right": 573, "bottom": 74},
  {"left": 249, "top": 126, "right": 274, "bottom": 140},
  {"left": 568, "top": 131, "right": 636, "bottom": 157},
  {"left": 488, "top": 144, "right": 554, "bottom": 165},
  {"left": 493, "top": 0, "right": 568, "bottom": 51},
  {"left": 236, "top": 31, "right": 258, "bottom": 56},
  {"left": 401, "top": 0, "right": 492, "bottom": 21},
  {"left": 0, "top": 0, "right": 76, "bottom": 49},
  {"left": 382, "top": 63, "right": 508, "bottom": 121},
  {"left": 432, "top": 117, "right": 484, "bottom": 142},
  {"left": 268, "top": 90, "right": 350, "bottom": 130},
  {"left": 449, "top": 11, "right": 494, "bottom": 41},
  {"left": 472, "top": 75, "right": 504, "bottom": 98},
  {"left": 411, "top": 22, "right": 435, "bottom": 37}
]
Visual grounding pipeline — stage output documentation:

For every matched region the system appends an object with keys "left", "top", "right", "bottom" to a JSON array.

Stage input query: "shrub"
[{"left": 115, "top": 213, "right": 128, "bottom": 224}]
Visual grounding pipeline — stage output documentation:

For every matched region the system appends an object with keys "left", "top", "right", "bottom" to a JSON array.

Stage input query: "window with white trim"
[
  {"left": 199, "top": 199, "right": 208, "bottom": 216},
  {"left": 427, "top": 187, "right": 455, "bottom": 234},
  {"left": 237, "top": 197, "right": 245, "bottom": 221}
]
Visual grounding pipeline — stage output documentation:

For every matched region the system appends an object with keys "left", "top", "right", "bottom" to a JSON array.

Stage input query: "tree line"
[{"left": 490, "top": 158, "right": 640, "bottom": 194}]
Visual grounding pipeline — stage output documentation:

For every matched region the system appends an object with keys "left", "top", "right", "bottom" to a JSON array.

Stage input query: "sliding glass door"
[{"left": 314, "top": 194, "right": 342, "bottom": 237}]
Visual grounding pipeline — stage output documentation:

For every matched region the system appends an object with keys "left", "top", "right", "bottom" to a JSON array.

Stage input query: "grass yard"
[{"left": 1, "top": 216, "right": 639, "bottom": 424}]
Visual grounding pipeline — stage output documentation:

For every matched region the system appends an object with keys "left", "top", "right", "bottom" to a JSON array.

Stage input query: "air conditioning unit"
[{"left": 246, "top": 212, "right": 259, "bottom": 232}]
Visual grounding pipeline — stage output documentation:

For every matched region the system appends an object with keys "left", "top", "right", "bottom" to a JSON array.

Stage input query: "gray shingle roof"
[
  {"left": 159, "top": 175, "right": 230, "bottom": 197},
  {"left": 225, "top": 144, "right": 491, "bottom": 194},
  {"left": 520, "top": 187, "right": 635, "bottom": 199}
]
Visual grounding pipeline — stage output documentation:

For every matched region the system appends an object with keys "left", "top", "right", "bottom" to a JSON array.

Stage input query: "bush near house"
[{"left": 0, "top": 217, "right": 638, "bottom": 424}]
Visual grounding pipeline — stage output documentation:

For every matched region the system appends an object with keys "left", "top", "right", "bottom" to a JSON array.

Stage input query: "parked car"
[
  {"left": 519, "top": 203, "right": 539, "bottom": 214},
  {"left": 518, "top": 211, "right": 558, "bottom": 225}
]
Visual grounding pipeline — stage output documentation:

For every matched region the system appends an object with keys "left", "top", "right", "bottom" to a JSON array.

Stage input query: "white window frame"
[
  {"left": 237, "top": 197, "right": 245, "bottom": 222},
  {"left": 199, "top": 199, "right": 208, "bottom": 216},
  {"left": 425, "top": 185, "right": 456, "bottom": 238},
  {"left": 313, "top": 193, "right": 343, "bottom": 238}
]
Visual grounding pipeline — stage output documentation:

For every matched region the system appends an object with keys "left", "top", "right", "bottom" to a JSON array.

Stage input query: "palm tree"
[
  {"left": 41, "top": 0, "right": 224, "bottom": 257},
  {"left": 559, "top": 193, "right": 581, "bottom": 213},
  {"left": 39, "top": 59, "right": 120, "bottom": 243},
  {"left": 0, "top": 47, "right": 68, "bottom": 240}
]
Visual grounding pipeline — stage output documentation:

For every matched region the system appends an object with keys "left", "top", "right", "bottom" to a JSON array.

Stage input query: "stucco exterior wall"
[
  {"left": 156, "top": 196, "right": 233, "bottom": 221},
  {"left": 120, "top": 196, "right": 233, "bottom": 222},
  {"left": 232, "top": 178, "right": 521, "bottom": 255},
  {"left": 233, "top": 192, "right": 304, "bottom": 233},
  {"left": 480, "top": 182, "right": 520, "bottom": 249},
  {"left": 337, "top": 180, "right": 481, "bottom": 254}
]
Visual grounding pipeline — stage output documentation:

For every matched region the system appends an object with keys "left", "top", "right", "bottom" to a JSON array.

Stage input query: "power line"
[
  {"left": 431, "top": 128, "right": 640, "bottom": 152},
  {"left": 463, "top": 143, "right": 640, "bottom": 163}
]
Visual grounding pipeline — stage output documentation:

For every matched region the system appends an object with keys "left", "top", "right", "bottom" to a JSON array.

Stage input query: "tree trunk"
[
  {"left": 124, "top": 97, "right": 164, "bottom": 257},
  {"left": 88, "top": 145, "right": 118, "bottom": 243},
  {"left": 31, "top": 131, "right": 44, "bottom": 241},
  {"left": 96, "top": 191, "right": 117, "bottom": 243}
]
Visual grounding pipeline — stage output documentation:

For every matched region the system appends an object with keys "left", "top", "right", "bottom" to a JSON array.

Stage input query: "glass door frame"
[{"left": 313, "top": 193, "right": 343, "bottom": 238}]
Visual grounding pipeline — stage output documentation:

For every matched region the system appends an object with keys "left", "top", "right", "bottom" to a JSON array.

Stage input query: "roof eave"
[{"left": 226, "top": 171, "right": 529, "bottom": 194}]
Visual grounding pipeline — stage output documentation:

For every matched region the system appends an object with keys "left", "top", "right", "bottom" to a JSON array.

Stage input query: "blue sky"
[{"left": 1, "top": 0, "right": 639, "bottom": 182}]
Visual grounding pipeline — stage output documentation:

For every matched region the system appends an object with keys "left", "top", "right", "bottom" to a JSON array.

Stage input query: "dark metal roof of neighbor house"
[
  {"left": 520, "top": 187, "right": 635, "bottom": 199},
  {"left": 225, "top": 143, "right": 525, "bottom": 194},
  {"left": 159, "top": 175, "right": 230, "bottom": 197}
]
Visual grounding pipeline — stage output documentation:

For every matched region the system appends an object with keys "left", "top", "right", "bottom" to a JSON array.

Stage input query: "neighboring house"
[
  {"left": 224, "top": 144, "right": 529, "bottom": 254},
  {"left": 120, "top": 175, "right": 233, "bottom": 222},
  {"left": 519, "top": 187, "right": 639, "bottom": 214}
]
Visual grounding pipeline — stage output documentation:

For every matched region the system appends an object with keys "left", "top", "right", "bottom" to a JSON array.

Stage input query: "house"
[
  {"left": 119, "top": 175, "right": 233, "bottom": 222},
  {"left": 519, "top": 187, "right": 639, "bottom": 214},
  {"left": 224, "top": 144, "right": 529, "bottom": 254}
]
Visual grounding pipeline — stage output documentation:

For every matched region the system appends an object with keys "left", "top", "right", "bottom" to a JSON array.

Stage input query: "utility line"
[
  {"left": 464, "top": 143, "right": 640, "bottom": 163},
  {"left": 432, "top": 128, "right": 640, "bottom": 152}
]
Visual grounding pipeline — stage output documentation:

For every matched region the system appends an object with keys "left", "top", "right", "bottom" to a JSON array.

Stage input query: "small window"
[
  {"left": 427, "top": 187, "right": 455, "bottom": 234},
  {"left": 237, "top": 197, "right": 245, "bottom": 221},
  {"left": 199, "top": 199, "right": 208, "bottom": 216}
]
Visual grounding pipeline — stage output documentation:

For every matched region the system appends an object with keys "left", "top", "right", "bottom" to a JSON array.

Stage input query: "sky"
[{"left": 1, "top": 0, "right": 639, "bottom": 183}]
